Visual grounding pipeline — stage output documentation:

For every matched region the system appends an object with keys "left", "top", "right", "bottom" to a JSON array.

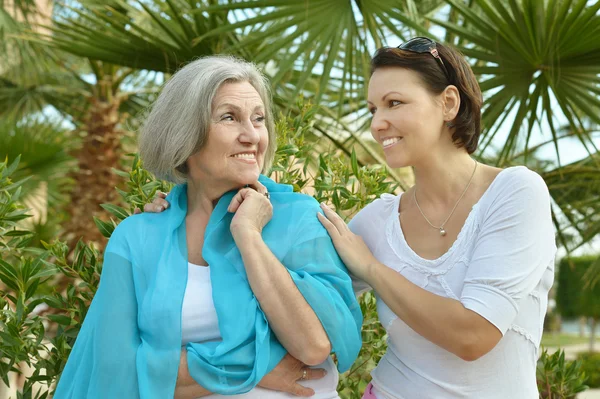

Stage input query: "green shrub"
[
  {"left": 556, "top": 256, "right": 600, "bottom": 320},
  {"left": 537, "top": 349, "right": 588, "bottom": 399},
  {"left": 577, "top": 352, "right": 600, "bottom": 388}
]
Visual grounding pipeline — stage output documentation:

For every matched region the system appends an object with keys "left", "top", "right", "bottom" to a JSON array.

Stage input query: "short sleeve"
[{"left": 460, "top": 168, "right": 556, "bottom": 335}]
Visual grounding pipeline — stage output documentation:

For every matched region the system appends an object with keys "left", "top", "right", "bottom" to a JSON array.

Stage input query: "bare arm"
[
  {"left": 319, "top": 171, "right": 554, "bottom": 362},
  {"left": 175, "top": 350, "right": 212, "bottom": 398},
  {"left": 233, "top": 228, "right": 331, "bottom": 365},
  {"left": 318, "top": 205, "right": 501, "bottom": 361},
  {"left": 176, "top": 349, "right": 324, "bottom": 398},
  {"left": 366, "top": 261, "right": 501, "bottom": 361}
]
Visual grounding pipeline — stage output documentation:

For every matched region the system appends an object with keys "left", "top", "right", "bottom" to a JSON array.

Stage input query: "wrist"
[
  {"left": 231, "top": 226, "right": 262, "bottom": 243},
  {"left": 363, "top": 261, "right": 384, "bottom": 287}
]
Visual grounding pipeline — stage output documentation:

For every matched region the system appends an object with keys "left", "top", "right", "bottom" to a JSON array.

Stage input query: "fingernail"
[
  {"left": 320, "top": 202, "right": 326, "bottom": 208},
  {"left": 156, "top": 205, "right": 163, "bottom": 211}
]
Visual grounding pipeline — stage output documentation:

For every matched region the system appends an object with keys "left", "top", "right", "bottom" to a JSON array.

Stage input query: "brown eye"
[
  {"left": 369, "top": 107, "right": 376, "bottom": 115},
  {"left": 389, "top": 100, "right": 402, "bottom": 107}
]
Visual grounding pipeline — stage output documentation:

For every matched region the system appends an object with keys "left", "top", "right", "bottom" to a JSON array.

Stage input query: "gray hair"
[{"left": 139, "top": 55, "right": 276, "bottom": 183}]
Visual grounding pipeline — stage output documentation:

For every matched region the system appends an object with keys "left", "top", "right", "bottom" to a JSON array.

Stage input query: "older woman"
[{"left": 53, "top": 55, "right": 362, "bottom": 399}]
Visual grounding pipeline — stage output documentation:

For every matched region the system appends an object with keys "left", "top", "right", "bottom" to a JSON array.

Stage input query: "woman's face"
[
  {"left": 367, "top": 67, "right": 447, "bottom": 168},
  {"left": 187, "top": 81, "right": 269, "bottom": 190}
]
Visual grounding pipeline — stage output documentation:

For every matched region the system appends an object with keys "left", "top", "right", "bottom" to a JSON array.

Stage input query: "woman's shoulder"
[
  {"left": 105, "top": 211, "right": 169, "bottom": 256},
  {"left": 484, "top": 166, "right": 549, "bottom": 200},
  {"left": 492, "top": 165, "right": 546, "bottom": 187},
  {"left": 349, "top": 193, "right": 398, "bottom": 234},
  {"left": 356, "top": 193, "right": 398, "bottom": 218},
  {"left": 478, "top": 165, "right": 551, "bottom": 216}
]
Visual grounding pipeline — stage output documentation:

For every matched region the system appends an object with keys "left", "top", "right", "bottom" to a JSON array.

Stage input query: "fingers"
[
  {"left": 289, "top": 383, "right": 315, "bottom": 397},
  {"left": 134, "top": 208, "right": 141, "bottom": 215},
  {"left": 319, "top": 203, "right": 349, "bottom": 234},
  {"left": 153, "top": 197, "right": 170, "bottom": 210},
  {"left": 302, "top": 368, "right": 327, "bottom": 380},
  {"left": 143, "top": 197, "right": 170, "bottom": 213},
  {"left": 156, "top": 191, "right": 167, "bottom": 199},
  {"left": 317, "top": 212, "right": 340, "bottom": 240},
  {"left": 246, "top": 181, "right": 268, "bottom": 196},
  {"left": 228, "top": 188, "right": 254, "bottom": 213}
]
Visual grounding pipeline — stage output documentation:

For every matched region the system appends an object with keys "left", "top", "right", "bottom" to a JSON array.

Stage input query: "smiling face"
[
  {"left": 186, "top": 81, "right": 269, "bottom": 190},
  {"left": 368, "top": 67, "right": 450, "bottom": 168}
]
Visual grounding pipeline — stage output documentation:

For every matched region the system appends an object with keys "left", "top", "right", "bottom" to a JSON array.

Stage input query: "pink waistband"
[{"left": 362, "top": 382, "right": 377, "bottom": 399}]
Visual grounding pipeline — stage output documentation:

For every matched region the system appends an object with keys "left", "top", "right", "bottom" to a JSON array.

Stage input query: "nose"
[
  {"left": 370, "top": 112, "right": 389, "bottom": 139},
  {"left": 238, "top": 119, "right": 261, "bottom": 145}
]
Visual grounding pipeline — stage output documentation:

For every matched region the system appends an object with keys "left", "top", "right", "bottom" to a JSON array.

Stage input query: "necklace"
[{"left": 413, "top": 160, "right": 478, "bottom": 237}]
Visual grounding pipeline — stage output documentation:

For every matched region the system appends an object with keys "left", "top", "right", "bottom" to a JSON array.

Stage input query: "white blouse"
[
  {"left": 182, "top": 262, "right": 340, "bottom": 399},
  {"left": 349, "top": 167, "right": 556, "bottom": 399}
]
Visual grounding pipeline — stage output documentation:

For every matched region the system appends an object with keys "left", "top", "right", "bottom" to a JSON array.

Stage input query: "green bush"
[
  {"left": 537, "top": 349, "right": 589, "bottom": 399},
  {"left": 556, "top": 256, "right": 600, "bottom": 319},
  {"left": 577, "top": 352, "right": 600, "bottom": 388}
]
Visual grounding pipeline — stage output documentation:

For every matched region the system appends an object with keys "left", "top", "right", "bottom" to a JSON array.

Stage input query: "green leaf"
[
  {"left": 100, "top": 203, "right": 129, "bottom": 220},
  {"left": 93, "top": 217, "right": 115, "bottom": 238},
  {"left": 47, "top": 314, "right": 72, "bottom": 326},
  {"left": 350, "top": 149, "right": 359, "bottom": 177}
]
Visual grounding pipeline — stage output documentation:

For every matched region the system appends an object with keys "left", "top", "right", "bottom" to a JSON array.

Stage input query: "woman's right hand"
[
  {"left": 134, "top": 191, "right": 170, "bottom": 214},
  {"left": 258, "top": 354, "right": 327, "bottom": 397}
]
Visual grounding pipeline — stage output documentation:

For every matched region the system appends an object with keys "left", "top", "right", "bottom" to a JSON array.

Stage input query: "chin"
[
  {"left": 385, "top": 155, "right": 411, "bottom": 169},
  {"left": 233, "top": 167, "right": 261, "bottom": 186}
]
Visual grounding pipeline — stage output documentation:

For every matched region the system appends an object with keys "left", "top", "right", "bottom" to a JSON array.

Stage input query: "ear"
[{"left": 442, "top": 85, "right": 460, "bottom": 124}]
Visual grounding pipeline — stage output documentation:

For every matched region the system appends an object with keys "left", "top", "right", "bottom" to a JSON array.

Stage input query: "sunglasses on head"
[{"left": 397, "top": 37, "right": 450, "bottom": 81}]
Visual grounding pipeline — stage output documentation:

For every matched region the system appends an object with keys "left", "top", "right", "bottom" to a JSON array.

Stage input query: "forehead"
[
  {"left": 213, "top": 81, "right": 264, "bottom": 107},
  {"left": 367, "top": 68, "right": 424, "bottom": 98}
]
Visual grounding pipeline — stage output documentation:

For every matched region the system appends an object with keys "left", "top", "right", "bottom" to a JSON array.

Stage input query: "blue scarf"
[{"left": 54, "top": 175, "right": 362, "bottom": 398}]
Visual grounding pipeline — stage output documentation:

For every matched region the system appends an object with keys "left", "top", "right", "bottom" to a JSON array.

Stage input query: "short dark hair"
[{"left": 371, "top": 42, "right": 482, "bottom": 154}]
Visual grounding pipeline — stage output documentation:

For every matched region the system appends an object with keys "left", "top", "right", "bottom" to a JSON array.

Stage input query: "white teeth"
[
  {"left": 233, "top": 153, "right": 256, "bottom": 159},
  {"left": 382, "top": 137, "right": 402, "bottom": 147}
]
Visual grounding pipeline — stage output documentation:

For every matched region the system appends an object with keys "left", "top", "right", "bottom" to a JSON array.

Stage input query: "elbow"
[
  {"left": 300, "top": 339, "right": 332, "bottom": 366},
  {"left": 456, "top": 335, "right": 493, "bottom": 362},
  {"left": 457, "top": 348, "right": 485, "bottom": 362}
]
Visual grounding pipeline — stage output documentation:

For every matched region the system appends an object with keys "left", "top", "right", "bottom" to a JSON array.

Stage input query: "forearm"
[
  {"left": 233, "top": 230, "right": 331, "bottom": 365},
  {"left": 175, "top": 349, "right": 212, "bottom": 398},
  {"left": 365, "top": 261, "right": 496, "bottom": 360}
]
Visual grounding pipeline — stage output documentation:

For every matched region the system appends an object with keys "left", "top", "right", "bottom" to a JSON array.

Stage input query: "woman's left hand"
[
  {"left": 229, "top": 181, "right": 273, "bottom": 238},
  {"left": 317, "top": 203, "right": 379, "bottom": 282}
]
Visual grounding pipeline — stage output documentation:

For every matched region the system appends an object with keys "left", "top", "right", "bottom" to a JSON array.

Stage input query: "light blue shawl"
[{"left": 54, "top": 175, "right": 363, "bottom": 398}]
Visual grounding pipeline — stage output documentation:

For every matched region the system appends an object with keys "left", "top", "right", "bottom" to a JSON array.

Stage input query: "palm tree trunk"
[{"left": 63, "top": 96, "right": 124, "bottom": 249}]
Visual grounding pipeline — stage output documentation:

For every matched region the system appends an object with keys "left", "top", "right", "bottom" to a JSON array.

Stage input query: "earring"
[{"left": 445, "top": 121, "right": 455, "bottom": 128}]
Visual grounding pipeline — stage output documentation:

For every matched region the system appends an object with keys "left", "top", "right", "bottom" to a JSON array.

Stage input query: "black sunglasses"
[{"left": 398, "top": 37, "right": 450, "bottom": 81}]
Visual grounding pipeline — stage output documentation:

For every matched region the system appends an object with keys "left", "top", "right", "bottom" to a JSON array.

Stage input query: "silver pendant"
[{"left": 440, "top": 228, "right": 447, "bottom": 236}]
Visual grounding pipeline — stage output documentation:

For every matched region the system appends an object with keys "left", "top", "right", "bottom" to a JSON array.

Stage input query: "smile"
[
  {"left": 382, "top": 137, "right": 403, "bottom": 149},
  {"left": 231, "top": 152, "right": 257, "bottom": 163}
]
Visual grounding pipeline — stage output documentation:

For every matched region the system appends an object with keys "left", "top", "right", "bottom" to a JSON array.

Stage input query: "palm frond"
[
  {"left": 431, "top": 0, "right": 600, "bottom": 166},
  {"left": 0, "top": 117, "right": 77, "bottom": 209}
]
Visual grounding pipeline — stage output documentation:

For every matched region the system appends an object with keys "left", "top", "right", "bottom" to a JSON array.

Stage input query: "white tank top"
[{"left": 182, "top": 262, "right": 340, "bottom": 399}]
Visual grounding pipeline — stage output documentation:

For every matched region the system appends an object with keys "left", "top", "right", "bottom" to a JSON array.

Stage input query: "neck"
[
  {"left": 186, "top": 178, "right": 231, "bottom": 216},
  {"left": 412, "top": 150, "right": 476, "bottom": 207}
]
